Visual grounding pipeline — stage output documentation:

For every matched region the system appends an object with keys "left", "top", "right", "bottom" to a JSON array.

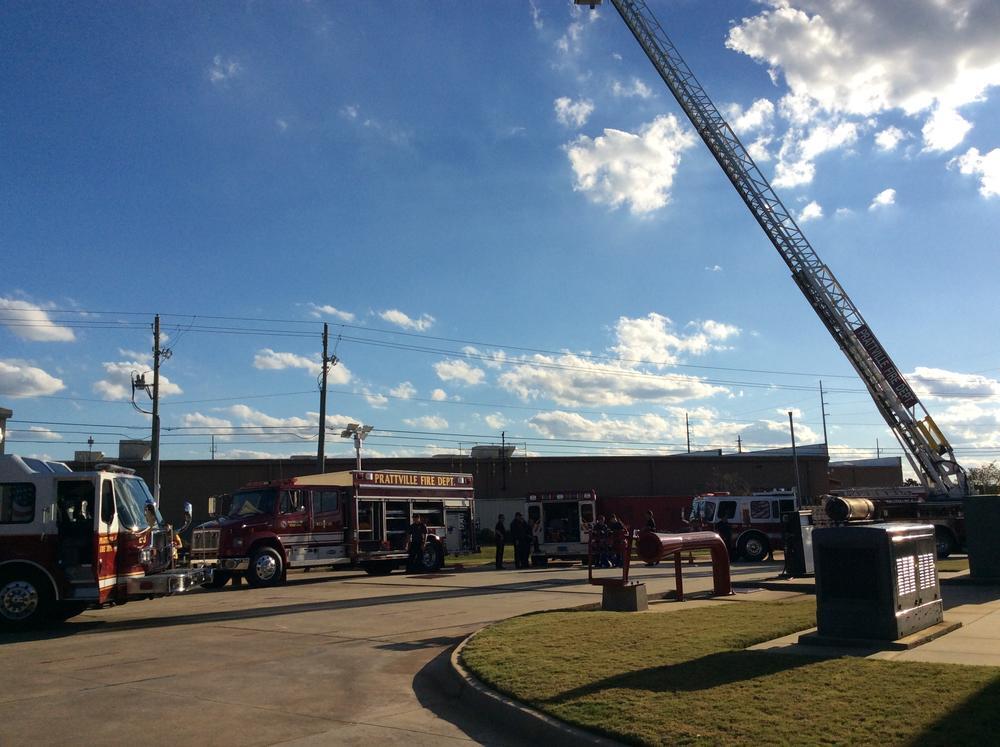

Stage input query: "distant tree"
[{"left": 969, "top": 462, "right": 1000, "bottom": 494}]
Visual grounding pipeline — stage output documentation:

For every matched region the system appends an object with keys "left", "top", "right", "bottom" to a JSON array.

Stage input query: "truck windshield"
[
  {"left": 229, "top": 489, "right": 276, "bottom": 517},
  {"left": 114, "top": 476, "right": 163, "bottom": 531}
]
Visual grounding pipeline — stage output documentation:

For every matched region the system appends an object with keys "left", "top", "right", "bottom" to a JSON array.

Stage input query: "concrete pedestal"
[{"left": 601, "top": 582, "right": 648, "bottom": 612}]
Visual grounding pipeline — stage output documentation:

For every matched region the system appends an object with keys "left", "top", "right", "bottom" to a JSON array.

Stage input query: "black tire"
[
  {"left": 935, "top": 526, "right": 957, "bottom": 559},
  {"left": 362, "top": 562, "right": 395, "bottom": 576},
  {"left": 739, "top": 533, "right": 770, "bottom": 563},
  {"left": 247, "top": 547, "right": 284, "bottom": 587},
  {"left": 202, "top": 570, "right": 232, "bottom": 589},
  {"left": 0, "top": 570, "right": 54, "bottom": 631},
  {"left": 418, "top": 541, "right": 443, "bottom": 572}
]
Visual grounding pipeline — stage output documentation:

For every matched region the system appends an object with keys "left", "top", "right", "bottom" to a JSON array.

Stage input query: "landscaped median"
[{"left": 459, "top": 599, "right": 1000, "bottom": 745}]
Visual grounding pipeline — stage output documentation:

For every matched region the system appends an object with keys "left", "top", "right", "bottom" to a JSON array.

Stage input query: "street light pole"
[{"left": 341, "top": 423, "right": 373, "bottom": 471}]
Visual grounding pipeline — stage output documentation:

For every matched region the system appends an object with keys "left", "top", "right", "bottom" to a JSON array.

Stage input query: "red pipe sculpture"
[{"left": 636, "top": 530, "right": 732, "bottom": 599}]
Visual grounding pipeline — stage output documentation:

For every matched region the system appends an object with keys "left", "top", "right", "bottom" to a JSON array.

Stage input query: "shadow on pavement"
[
  {"left": 0, "top": 576, "right": 595, "bottom": 642},
  {"left": 412, "top": 644, "right": 520, "bottom": 747}
]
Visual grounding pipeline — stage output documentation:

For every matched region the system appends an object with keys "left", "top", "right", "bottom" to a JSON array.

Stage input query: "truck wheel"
[
  {"left": 935, "top": 527, "right": 957, "bottom": 559},
  {"left": 739, "top": 534, "right": 770, "bottom": 563},
  {"left": 0, "top": 571, "right": 53, "bottom": 630},
  {"left": 419, "top": 542, "right": 443, "bottom": 572},
  {"left": 202, "top": 571, "right": 231, "bottom": 589},
  {"left": 247, "top": 548, "right": 284, "bottom": 587},
  {"left": 362, "top": 562, "right": 395, "bottom": 576}
]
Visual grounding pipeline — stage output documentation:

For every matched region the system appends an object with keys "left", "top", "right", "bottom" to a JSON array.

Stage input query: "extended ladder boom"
[{"left": 585, "top": 0, "right": 967, "bottom": 497}]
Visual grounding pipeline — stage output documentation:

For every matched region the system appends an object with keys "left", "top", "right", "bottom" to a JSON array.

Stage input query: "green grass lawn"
[{"left": 461, "top": 600, "right": 1000, "bottom": 745}]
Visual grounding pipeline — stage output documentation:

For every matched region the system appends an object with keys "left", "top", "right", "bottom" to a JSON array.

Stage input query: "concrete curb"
[{"left": 448, "top": 630, "right": 624, "bottom": 747}]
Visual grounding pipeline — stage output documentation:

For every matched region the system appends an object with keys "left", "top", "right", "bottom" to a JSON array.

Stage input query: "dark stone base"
[{"left": 601, "top": 583, "right": 648, "bottom": 612}]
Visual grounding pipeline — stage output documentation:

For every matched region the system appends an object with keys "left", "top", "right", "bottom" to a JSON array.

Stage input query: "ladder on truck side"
[{"left": 578, "top": 0, "right": 968, "bottom": 498}]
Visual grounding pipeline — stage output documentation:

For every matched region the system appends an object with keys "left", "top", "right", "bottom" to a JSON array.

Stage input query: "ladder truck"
[{"left": 577, "top": 0, "right": 969, "bottom": 504}]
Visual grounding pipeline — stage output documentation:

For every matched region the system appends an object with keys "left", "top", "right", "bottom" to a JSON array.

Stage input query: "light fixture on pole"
[{"left": 341, "top": 423, "right": 373, "bottom": 471}]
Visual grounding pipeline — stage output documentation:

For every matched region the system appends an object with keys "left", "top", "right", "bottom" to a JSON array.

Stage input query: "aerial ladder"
[{"left": 577, "top": 0, "right": 968, "bottom": 499}]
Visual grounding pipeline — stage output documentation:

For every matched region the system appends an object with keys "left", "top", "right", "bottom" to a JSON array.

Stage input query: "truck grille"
[{"left": 192, "top": 529, "right": 220, "bottom": 554}]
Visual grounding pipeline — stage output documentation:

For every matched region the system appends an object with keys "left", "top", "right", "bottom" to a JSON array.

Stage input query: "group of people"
[{"left": 493, "top": 512, "right": 536, "bottom": 569}]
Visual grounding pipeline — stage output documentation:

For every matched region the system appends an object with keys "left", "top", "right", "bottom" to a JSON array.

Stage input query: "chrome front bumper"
[
  {"left": 190, "top": 556, "right": 250, "bottom": 572},
  {"left": 126, "top": 567, "right": 213, "bottom": 597}
]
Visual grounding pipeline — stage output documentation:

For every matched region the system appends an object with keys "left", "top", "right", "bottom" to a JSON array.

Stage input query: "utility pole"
[
  {"left": 789, "top": 411, "right": 802, "bottom": 503},
  {"left": 211, "top": 434, "right": 216, "bottom": 460},
  {"left": 737, "top": 435, "right": 742, "bottom": 454},
  {"left": 819, "top": 380, "right": 829, "bottom": 455},
  {"left": 877, "top": 438, "right": 881, "bottom": 459},
  {"left": 151, "top": 314, "right": 163, "bottom": 504},
  {"left": 316, "top": 323, "right": 339, "bottom": 473},
  {"left": 685, "top": 413, "right": 691, "bottom": 453}
]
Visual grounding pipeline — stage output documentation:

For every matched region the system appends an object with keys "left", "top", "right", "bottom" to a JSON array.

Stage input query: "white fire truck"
[
  {"left": 525, "top": 490, "right": 597, "bottom": 564},
  {"left": 0, "top": 454, "right": 210, "bottom": 629},
  {"left": 688, "top": 491, "right": 799, "bottom": 562},
  {"left": 190, "top": 469, "right": 476, "bottom": 586}
]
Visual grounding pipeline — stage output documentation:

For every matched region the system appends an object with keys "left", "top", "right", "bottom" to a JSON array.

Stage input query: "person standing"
[
  {"left": 494, "top": 514, "right": 508, "bottom": 570},
  {"left": 510, "top": 512, "right": 530, "bottom": 569},
  {"left": 717, "top": 515, "right": 733, "bottom": 561},
  {"left": 406, "top": 514, "right": 427, "bottom": 572},
  {"left": 644, "top": 510, "right": 656, "bottom": 531},
  {"left": 608, "top": 513, "right": 625, "bottom": 567}
]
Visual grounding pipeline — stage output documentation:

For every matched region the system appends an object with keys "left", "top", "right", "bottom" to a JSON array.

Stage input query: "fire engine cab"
[
  {"left": 0, "top": 454, "right": 210, "bottom": 629},
  {"left": 688, "top": 491, "right": 798, "bottom": 561},
  {"left": 190, "top": 469, "right": 476, "bottom": 586}
]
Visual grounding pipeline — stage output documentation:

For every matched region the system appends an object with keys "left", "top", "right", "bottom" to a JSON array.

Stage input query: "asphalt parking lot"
[{"left": 0, "top": 560, "right": 781, "bottom": 746}]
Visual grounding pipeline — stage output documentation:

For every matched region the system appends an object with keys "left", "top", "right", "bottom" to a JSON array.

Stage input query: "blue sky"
[{"left": 2, "top": 0, "right": 999, "bottom": 477}]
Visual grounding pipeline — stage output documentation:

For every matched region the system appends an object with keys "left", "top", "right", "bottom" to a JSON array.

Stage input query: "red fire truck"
[
  {"left": 190, "top": 469, "right": 476, "bottom": 586},
  {"left": 0, "top": 454, "right": 209, "bottom": 629},
  {"left": 688, "top": 491, "right": 799, "bottom": 562}
]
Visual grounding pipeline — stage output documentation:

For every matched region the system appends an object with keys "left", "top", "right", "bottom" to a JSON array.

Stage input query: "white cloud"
[
  {"left": 7, "top": 425, "right": 62, "bottom": 442},
  {"left": 773, "top": 119, "right": 859, "bottom": 189},
  {"left": 868, "top": 187, "right": 896, "bottom": 210},
  {"left": 797, "top": 200, "right": 823, "bottom": 222},
  {"left": 403, "top": 415, "right": 449, "bottom": 430},
  {"left": 922, "top": 107, "right": 973, "bottom": 152},
  {"left": 747, "top": 137, "right": 774, "bottom": 162},
  {"left": 379, "top": 309, "right": 434, "bottom": 332},
  {"left": 431, "top": 388, "right": 448, "bottom": 401},
  {"left": 340, "top": 104, "right": 359, "bottom": 120},
  {"left": 309, "top": 303, "right": 355, "bottom": 322},
  {"left": 0, "top": 298, "right": 75, "bottom": 342},
  {"left": 389, "top": 381, "right": 416, "bottom": 399},
  {"left": 181, "top": 412, "right": 233, "bottom": 429},
  {"left": 726, "top": 2, "right": 1000, "bottom": 155},
  {"left": 565, "top": 114, "right": 696, "bottom": 214},
  {"left": 529, "top": 0, "right": 543, "bottom": 30},
  {"left": 92, "top": 360, "right": 182, "bottom": 401},
  {"left": 728, "top": 98, "right": 775, "bottom": 135},
  {"left": 612, "top": 313, "right": 740, "bottom": 367},
  {"left": 484, "top": 412, "right": 507, "bottom": 430},
  {"left": 556, "top": 21, "right": 585, "bottom": 56},
  {"left": 554, "top": 96, "right": 594, "bottom": 128},
  {"left": 0, "top": 359, "right": 65, "bottom": 398},
  {"left": 953, "top": 147, "right": 1000, "bottom": 197},
  {"left": 705, "top": 265, "right": 723, "bottom": 272},
  {"left": 434, "top": 359, "right": 485, "bottom": 386},
  {"left": 224, "top": 404, "right": 318, "bottom": 441},
  {"left": 253, "top": 348, "right": 352, "bottom": 385},
  {"left": 276, "top": 118, "right": 289, "bottom": 132},
  {"left": 363, "top": 390, "right": 389, "bottom": 409},
  {"left": 907, "top": 367, "right": 1000, "bottom": 401},
  {"left": 835, "top": 207, "right": 853, "bottom": 218},
  {"left": 874, "top": 126, "right": 907, "bottom": 152},
  {"left": 208, "top": 55, "right": 242, "bottom": 85},
  {"left": 611, "top": 78, "right": 653, "bottom": 99}
]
